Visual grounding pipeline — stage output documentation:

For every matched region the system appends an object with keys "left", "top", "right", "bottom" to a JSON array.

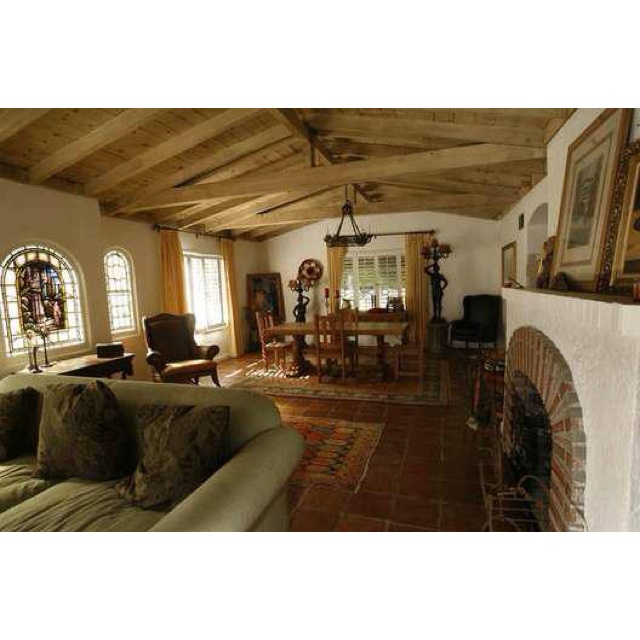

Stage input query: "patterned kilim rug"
[
  {"left": 285, "top": 416, "right": 384, "bottom": 491},
  {"left": 228, "top": 358, "right": 451, "bottom": 406}
]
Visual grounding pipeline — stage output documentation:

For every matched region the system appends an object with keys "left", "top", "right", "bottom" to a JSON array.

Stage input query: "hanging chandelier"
[{"left": 323, "top": 186, "right": 375, "bottom": 248}]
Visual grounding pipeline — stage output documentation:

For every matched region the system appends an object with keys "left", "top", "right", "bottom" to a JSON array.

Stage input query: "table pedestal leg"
[
  {"left": 376, "top": 335, "right": 389, "bottom": 380},
  {"left": 285, "top": 335, "right": 315, "bottom": 378}
]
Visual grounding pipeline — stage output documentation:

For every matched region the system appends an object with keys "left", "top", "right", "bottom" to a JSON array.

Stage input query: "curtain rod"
[
  {"left": 370, "top": 229, "right": 436, "bottom": 238},
  {"left": 152, "top": 223, "right": 233, "bottom": 240}
]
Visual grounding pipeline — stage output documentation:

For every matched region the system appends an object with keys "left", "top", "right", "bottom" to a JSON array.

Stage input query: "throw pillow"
[
  {"left": 0, "top": 388, "right": 40, "bottom": 461},
  {"left": 35, "top": 380, "right": 132, "bottom": 481},
  {"left": 115, "top": 404, "right": 229, "bottom": 509}
]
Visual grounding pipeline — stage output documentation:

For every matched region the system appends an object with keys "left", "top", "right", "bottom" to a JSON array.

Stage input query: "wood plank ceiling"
[{"left": 0, "top": 108, "right": 573, "bottom": 241}]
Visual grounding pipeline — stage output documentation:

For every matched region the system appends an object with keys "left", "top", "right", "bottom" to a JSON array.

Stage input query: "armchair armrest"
[
  {"left": 150, "top": 427, "right": 304, "bottom": 532},
  {"left": 193, "top": 344, "right": 220, "bottom": 360},
  {"left": 146, "top": 349, "right": 167, "bottom": 372}
]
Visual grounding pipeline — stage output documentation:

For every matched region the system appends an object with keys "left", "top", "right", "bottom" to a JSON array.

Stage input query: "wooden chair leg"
[{"left": 211, "top": 367, "right": 221, "bottom": 387}]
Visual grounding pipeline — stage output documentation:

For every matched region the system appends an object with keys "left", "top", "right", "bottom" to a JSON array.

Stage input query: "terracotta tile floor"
[{"left": 218, "top": 350, "right": 486, "bottom": 532}]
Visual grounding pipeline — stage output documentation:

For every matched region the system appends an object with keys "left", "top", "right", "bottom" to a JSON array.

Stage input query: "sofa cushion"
[
  {"left": 116, "top": 403, "right": 229, "bottom": 509},
  {"left": 0, "top": 455, "right": 54, "bottom": 513},
  {"left": 0, "top": 387, "right": 40, "bottom": 461},
  {"left": 35, "top": 380, "right": 133, "bottom": 481},
  {"left": 0, "top": 479, "right": 166, "bottom": 532}
]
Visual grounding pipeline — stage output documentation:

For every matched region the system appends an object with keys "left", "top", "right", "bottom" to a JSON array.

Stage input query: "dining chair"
[
  {"left": 255, "top": 310, "right": 292, "bottom": 372},
  {"left": 314, "top": 313, "right": 355, "bottom": 382},
  {"left": 342, "top": 308, "right": 400, "bottom": 380}
]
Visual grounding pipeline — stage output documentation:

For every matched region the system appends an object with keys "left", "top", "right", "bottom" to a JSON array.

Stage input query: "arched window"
[
  {"left": 104, "top": 249, "right": 136, "bottom": 334},
  {"left": 0, "top": 243, "right": 85, "bottom": 355}
]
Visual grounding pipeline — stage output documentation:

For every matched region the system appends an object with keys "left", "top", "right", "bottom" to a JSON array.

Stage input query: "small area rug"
[
  {"left": 229, "top": 359, "right": 451, "bottom": 406},
  {"left": 284, "top": 416, "right": 384, "bottom": 491}
]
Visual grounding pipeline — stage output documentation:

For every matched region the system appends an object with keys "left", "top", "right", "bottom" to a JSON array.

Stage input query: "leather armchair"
[
  {"left": 143, "top": 313, "right": 221, "bottom": 386},
  {"left": 450, "top": 295, "right": 501, "bottom": 348}
]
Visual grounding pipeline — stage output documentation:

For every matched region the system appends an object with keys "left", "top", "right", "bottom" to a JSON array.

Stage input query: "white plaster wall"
[
  {"left": 503, "top": 288, "right": 640, "bottom": 531},
  {"left": 0, "top": 178, "right": 112, "bottom": 376},
  {"left": 263, "top": 210, "right": 501, "bottom": 324}
]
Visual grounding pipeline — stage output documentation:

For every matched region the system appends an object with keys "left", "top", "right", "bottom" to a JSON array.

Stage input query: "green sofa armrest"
[{"left": 150, "top": 426, "right": 304, "bottom": 532}]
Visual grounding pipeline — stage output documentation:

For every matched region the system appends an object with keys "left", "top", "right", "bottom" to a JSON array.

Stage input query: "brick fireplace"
[
  {"left": 502, "top": 288, "right": 640, "bottom": 531},
  {"left": 503, "top": 326, "right": 585, "bottom": 531}
]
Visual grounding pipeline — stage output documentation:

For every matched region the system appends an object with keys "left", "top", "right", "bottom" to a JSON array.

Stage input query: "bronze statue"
[{"left": 425, "top": 259, "right": 448, "bottom": 322}]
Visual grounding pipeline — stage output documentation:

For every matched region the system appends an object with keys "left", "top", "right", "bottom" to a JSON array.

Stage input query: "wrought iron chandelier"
[{"left": 323, "top": 186, "right": 375, "bottom": 248}]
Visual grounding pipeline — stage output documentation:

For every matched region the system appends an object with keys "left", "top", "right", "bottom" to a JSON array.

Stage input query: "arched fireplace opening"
[{"left": 503, "top": 327, "right": 586, "bottom": 532}]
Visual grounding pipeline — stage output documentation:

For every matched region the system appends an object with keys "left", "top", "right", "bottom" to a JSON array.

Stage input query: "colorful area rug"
[
  {"left": 284, "top": 416, "right": 384, "bottom": 491},
  {"left": 228, "top": 359, "right": 451, "bottom": 406}
]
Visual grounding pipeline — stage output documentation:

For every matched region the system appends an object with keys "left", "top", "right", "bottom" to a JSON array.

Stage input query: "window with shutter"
[
  {"left": 340, "top": 250, "right": 406, "bottom": 311},
  {"left": 183, "top": 253, "right": 227, "bottom": 331}
]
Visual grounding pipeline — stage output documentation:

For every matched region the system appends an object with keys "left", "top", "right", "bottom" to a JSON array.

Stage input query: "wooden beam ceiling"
[
  {"left": 0, "top": 109, "right": 50, "bottom": 144},
  {"left": 139, "top": 143, "right": 545, "bottom": 207},
  {"left": 0, "top": 108, "right": 575, "bottom": 237},
  {"left": 29, "top": 109, "right": 165, "bottom": 184},
  {"left": 269, "top": 108, "right": 375, "bottom": 203},
  {"left": 85, "top": 108, "right": 261, "bottom": 195},
  {"left": 105, "top": 125, "right": 292, "bottom": 215},
  {"left": 208, "top": 192, "right": 513, "bottom": 231},
  {"left": 307, "top": 113, "right": 545, "bottom": 148}
]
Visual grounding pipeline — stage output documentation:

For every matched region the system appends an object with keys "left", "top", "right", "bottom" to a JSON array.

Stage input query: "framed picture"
[
  {"left": 501, "top": 242, "right": 517, "bottom": 286},
  {"left": 552, "top": 108, "right": 632, "bottom": 291},
  {"left": 246, "top": 272, "right": 285, "bottom": 323},
  {"left": 609, "top": 140, "right": 640, "bottom": 293}
]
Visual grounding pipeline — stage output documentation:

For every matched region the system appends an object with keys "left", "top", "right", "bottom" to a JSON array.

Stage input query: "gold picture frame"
[
  {"left": 501, "top": 242, "right": 517, "bottom": 286},
  {"left": 551, "top": 108, "right": 632, "bottom": 291},
  {"left": 609, "top": 140, "right": 640, "bottom": 293}
]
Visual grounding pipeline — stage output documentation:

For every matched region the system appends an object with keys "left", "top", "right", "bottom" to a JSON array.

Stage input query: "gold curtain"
[
  {"left": 404, "top": 232, "right": 434, "bottom": 344},
  {"left": 220, "top": 237, "right": 244, "bottom": 357},
  {"left": 327, "top": 245, "right": 347, "bottom": 305},
  {"left": 159, "top": 229, "right": 188, "bottom": 314}
]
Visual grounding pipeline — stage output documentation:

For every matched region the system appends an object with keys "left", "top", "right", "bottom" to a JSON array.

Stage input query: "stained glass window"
[
  {"left": 104, "top": 249, "right": 136, "bottom": 334},
  {"left": 0, "top": 243, "right": 85, "bottom": 355}
]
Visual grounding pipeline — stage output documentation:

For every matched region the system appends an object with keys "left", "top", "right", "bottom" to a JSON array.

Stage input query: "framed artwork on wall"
[
  {"left": 246, "top": 272, "right": 285, "bottom": 323},
  {"left": 501, "top": 242, "right": 517, "bottom": 286},
  {"left": 607, "top": 140, "right": 640, "bottom": 293},
  {"left": 551, "top": 108, "right": 632, "bottom": 291}
]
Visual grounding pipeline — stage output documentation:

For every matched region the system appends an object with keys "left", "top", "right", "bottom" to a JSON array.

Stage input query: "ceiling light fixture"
[{"left": 324, "top": 185, "right": 375, "bottom": 248}]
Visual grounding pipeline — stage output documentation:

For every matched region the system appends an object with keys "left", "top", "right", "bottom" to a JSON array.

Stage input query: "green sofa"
[{"left": 0, "top": 373, "right": 304, "bottom": 532}]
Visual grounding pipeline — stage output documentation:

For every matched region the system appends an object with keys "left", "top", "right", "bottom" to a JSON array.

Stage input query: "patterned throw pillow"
[
  {"left": 35, "top": 380, "right": 132, "bottom": 481},
  {"left": 115, "top": 404, "right": 229, "bottom": 509},
  {"left": 0, "top": 388, "right": 40, "bottom": 461}
]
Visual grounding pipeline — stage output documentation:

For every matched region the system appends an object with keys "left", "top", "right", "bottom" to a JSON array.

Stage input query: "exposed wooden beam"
[
  {"left": 139, "top": 144, "right": 546, "bottom": 207},
  {"left": 210, "top": 192, "right": 514, "bottom": 231},
  {"left": 204, "top": 187, "right": 336, "bottom": 232},
  {"left": 269, "top": 108, "right": 374, "bottom": 203},
  {"left": 308, "top": 114, "right": 545, "bottom": 148},
  {"left": 105, "top": 125, "right": 291, "bottom": 214},
  {"left": 0, "top": 109, "right": 50, "bottom": 144},
  {"left": 85, "top": 108, "right": 261, "bottom": 196},
  {"left": 164, "top": 153, "right": 310, "bottom": 227},
  {"left": 28, "top": 109, "right": 165, "bottom": 184},
  {"left": 378, "top": 175, "right": 520, "bottom": 198}
]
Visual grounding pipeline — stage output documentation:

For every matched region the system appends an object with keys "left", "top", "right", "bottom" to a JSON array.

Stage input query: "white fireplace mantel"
[{"left": 502, "top": 287, "right": 640, "bottom": 532}]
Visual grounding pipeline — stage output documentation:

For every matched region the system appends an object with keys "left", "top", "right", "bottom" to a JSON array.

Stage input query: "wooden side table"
[{"left": 20, "top": 353, "right": 134, "bottom": 379}]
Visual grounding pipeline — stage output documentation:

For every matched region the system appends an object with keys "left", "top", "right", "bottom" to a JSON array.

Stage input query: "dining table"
[{"left": 264, "top": 320, "right": 410, "bottom": 379}]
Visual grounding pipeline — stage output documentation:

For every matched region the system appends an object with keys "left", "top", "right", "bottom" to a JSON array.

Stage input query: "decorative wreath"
[{"left": 298, "top": 258, "right": 323, "bottom": 283}]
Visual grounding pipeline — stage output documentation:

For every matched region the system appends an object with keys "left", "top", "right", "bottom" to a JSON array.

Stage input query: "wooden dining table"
[{"left": 264, "top": 321, "right": 410, "bottom": 379}]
